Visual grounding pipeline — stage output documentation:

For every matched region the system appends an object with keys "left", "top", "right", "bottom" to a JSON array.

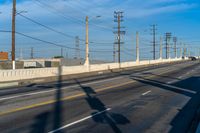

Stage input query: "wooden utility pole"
[
  {"left": 84, "top": 16, "right": 89, "bottom": 66},
  {"left": 12, "top": 0, "right": 16, "bottom": 69}
]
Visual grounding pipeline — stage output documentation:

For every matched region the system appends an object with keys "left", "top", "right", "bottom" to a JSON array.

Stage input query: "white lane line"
[
  {"left": 0, "top": 76, "right": 125, "bottom": 101},
  {"left": 142, "top": 90, "right": 152, "bottom": 96},
  {"left": 0, "top": 90, "right": 56, "bottom": 101},
  {"left": 186, "top": 72, "right": 190, "bottom": 75},
  {"left": 48, "top": 108, "right": 111, "bottom": 133},
  {"left": 178, "top": 76, "right": 183, "bottom": 79},
  {"left": 167, "top": 80, "right": 177, "bottom": 84}
]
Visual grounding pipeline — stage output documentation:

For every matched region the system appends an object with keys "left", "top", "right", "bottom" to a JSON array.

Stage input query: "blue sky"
[{"left": 0, "top": 0, "right": 199, "bottom": 61}]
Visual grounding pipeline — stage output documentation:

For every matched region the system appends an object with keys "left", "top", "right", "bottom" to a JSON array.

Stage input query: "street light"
[{"left": 84, "top": 15, "right": 101, "bottom": 66}]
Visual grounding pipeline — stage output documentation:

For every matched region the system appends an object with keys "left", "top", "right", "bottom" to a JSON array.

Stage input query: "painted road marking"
[
  {"left": 0, "top": 81, "right": 134, "bottom": 116},
  {"left": 0, "top": 64, "right": 194, "bottom": 116},
  {"left": 178, "top": 76, "right": 183, "bottom": 79},
  {"left": 142, "top": 90, "right": 152, "bottom": 96},
  {"left": 0, "top": 63, "right": 184, "bottom": 102},
  {"left": 167, "top": 80, "right": 178, "bottom": 84},
  {"left": 48, "top": 108, "right": 111, "bottom": 133},
  {"left": 0, "top": 76, "right": 126, "bottom": 102}
]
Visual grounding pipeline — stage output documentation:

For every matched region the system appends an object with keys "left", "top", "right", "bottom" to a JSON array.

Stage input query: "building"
[{"left": 0, "top": 52, "right": 8, "bottom": 61}]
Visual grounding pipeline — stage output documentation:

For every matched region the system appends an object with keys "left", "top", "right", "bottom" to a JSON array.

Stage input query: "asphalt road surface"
[{"left": 0, "top": 61, "right": 200, "bottom": 133}]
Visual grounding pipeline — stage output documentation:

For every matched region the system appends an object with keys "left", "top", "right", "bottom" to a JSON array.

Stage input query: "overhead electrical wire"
[{"left": 0, "top": 30, "right": 112, "bottom": 53}]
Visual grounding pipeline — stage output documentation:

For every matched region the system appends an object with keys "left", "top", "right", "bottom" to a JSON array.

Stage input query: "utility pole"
[
  {"left": 136, "top": 31, "right": 139, "bottom": 63},
  {"left": 61, "top": 48, "right": 63, "bottom": 57},
  {"left": 173, "top": 37, "right": 177, "bottom": 58},
  {"left": 151, "top": 24, "right": 157, "bottom": 60},
  {"left": 113, "top": 41, "right": 117, "bottom": 62},
  {"left": 114, "top": 11, "right": 125, "bottom": 64},
  {"left": 12, "top": 0, "right": 16, "bottom": 69},
  {"left": 20, "top": 48, "right": 23, "bottom": 60},
  {"left": 75, "top": 36, "right": 80, "bottom": 59},
  {"left": 165, "top": 33, "right": 172, "bottom": 59},
  {"left": 31, "top": 47, "right": 34, "bottom": 59},
  {"left": 184, "top": 44, "right": 186, "bottom": 58},
  {"left": 199, "top": 48, "right": 200, "bottom": 58},
  {"left": 180, "top": 42, "right": 183, "bottom": 58},
  {"left": 159, "top": 37, "right": 163, "bottom": 60},
  {"left": 84, "top": 16, "right": 89, "bottom": 66}
]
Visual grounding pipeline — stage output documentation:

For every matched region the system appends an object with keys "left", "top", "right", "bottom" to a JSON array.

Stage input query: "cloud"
[{"left": 126, "top": 3, "right": 197, "bottom": 18}]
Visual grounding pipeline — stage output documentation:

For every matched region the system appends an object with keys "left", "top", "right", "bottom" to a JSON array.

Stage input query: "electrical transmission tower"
[
  {"left": 165, "top": 33, "right": 172, "bottom": 59},
  {"left": 113, "top": 11, "right": 125, "bottom": 63},
  {"left": 151, "top": 24, "right": 157, "bottom": 60},
  {"left": 31, "top": 47, "right": 34, "bottom": 59},
  {"left": 75, "top": 36, "right": 80, "bottom": 59},
  {"left": 173, "top": 37, "right": 177, "bottom": 58}
]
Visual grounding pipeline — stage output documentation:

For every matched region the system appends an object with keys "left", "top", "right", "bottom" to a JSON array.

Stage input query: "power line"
[
  {"left": 19, "top": 13, "right": 114, "bottom": 45},
  {"left": 0, "top": 30, "right": 113, "bottom": 53},
  {"left": 35, "top": 0, "right": 113, "bottom": 32},
  {"left": 18, "top": 14, "right": 85, "bottom": 41}
]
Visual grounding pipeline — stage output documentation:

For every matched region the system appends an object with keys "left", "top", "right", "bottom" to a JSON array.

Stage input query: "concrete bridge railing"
[{"left": 0, "top": 58, "right": 183, "bottom": 82}]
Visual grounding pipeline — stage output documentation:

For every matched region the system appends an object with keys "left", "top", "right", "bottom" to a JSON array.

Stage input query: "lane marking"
[
  {"left": 136, "top": 77, "right": 196, "bottom": 94},
  {"left": 178, "top": 76, "right": 183, "bottom": 79},
  {"left": 142, "top": 90, "right": 152, "bottom": 96},
  {"left": 48, "top": 108, "right": 111, "bottom": 133},
  {"left": 0, "top": 76, "right": 125, "bottom": 102},
  {"left": 0, "top": 62, "right": 196, "bottom": 116},
  {"left": 0, "top": 81, "right": 134, "bottom": 116},
  {"left": 0, "top": 62, "right": 189, "bottom": 102},
  {"left": 167, "top": 80, "right": 178, "bottom": 84}
]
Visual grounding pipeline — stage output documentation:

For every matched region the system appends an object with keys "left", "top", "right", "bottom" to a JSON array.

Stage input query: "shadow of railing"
[{"left": 75, "top": 80, "right": 130, "bottom": 133}]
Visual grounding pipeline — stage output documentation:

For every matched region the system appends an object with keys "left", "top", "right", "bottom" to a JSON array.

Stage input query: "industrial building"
[{"left": 0, "top": 52, "right": 8, "bottom": 61}]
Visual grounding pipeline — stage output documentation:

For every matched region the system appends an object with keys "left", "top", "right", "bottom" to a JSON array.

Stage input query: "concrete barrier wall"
[{"left": 0, "top": 58, "right": 183, "bottom": 82}]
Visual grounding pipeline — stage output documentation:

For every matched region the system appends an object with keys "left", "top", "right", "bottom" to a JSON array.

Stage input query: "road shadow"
[
  {"left": 130, "top": 75, "right": 200, "bottom": 133},
  {"left": 30, "top": 65, "right": 63, "bottom": 133},
  {"left": 139, "top": 72, "right": 181, "bottom": 80},
  {"left": 76, "top": 80, "right": 130, "bottom": 133}
]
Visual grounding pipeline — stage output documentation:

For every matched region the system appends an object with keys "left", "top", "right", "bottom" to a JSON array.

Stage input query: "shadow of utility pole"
[
  {"left": 30, "top": 65, "right": 63, "bottom": 133},
  {"left": 75, "top": 80, "right": 130, "bottom": 133}
]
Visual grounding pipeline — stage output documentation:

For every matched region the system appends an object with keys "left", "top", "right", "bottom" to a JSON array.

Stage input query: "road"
[{"left": 0, "top": 61, "right": 200, "bottom": 133}]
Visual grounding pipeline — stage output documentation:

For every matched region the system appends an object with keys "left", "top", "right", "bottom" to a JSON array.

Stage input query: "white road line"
[
  {"left": 48, "top": 108, "right": 111, "bottom": 133},
  {"left": 167, "top": 80, "right": 177, "bottom": 84},
  {"left": 178, "top": 76, "right": 183, "bottom": 79},
  {"left": 142, "top": 90, "right": 152, "bottom": 96},
  {"left": 0, "top": 90, "right": 56, "bottom": 101},
  {"left": 186, "top": 72, "right": 190, "bottom": 75},
  {"left": 0, "top": 76, "right": 125, "bottom": 101}
]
